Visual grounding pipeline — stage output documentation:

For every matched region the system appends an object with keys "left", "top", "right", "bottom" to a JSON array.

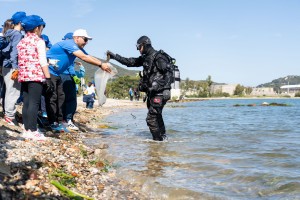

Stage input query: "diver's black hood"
[{"left": 143, "top": 45, "right": 155, "bottom": 56}]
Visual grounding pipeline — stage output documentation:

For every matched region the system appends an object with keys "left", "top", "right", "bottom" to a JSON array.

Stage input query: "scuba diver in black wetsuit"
[{"left": 107, "top": 36, "right": 173, "bottom": 141}]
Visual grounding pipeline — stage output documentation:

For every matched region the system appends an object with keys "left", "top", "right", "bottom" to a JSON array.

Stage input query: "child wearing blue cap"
[
  {"left": 2, "top": 12, "right": 26, "bottom": 126},
  {"left": 41, "top": 34, "right": 52, "bottom": 50},
  {"left": 17, "top": 15, "right": 52, "bottom": 141}
]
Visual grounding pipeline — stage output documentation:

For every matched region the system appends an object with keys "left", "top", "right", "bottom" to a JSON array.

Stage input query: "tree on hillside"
[
  {"left": 245, "top": 87, "right": 253, "bottom": 95},
  {"left": 206, "top": 75, "right": 213, "bottom": 97},
  {"left": 234, "top": 84, "right": 245, "bottom": 96},
  {"left": 106, "top": 76, "right": 139, "bottom": 99},
  {"left": 197, "top": 81, "right": 209, "bottom": 97},
  {"left": 180, "top": 78, "right": 191, "bottom": 96}
]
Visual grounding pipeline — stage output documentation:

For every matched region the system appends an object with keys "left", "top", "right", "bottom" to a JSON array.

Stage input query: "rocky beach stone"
[{"left": 0, "top": 98, "right": 151, "bottom": 199}]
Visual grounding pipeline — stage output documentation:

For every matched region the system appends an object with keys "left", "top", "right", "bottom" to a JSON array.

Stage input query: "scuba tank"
[{"left": 172, "top": 65, "right": 180, "bottom": 90}]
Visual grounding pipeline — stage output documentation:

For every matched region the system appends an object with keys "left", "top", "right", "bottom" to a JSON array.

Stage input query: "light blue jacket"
[{"left": 2, "top": 29, "right": 23, "bottom": 69}]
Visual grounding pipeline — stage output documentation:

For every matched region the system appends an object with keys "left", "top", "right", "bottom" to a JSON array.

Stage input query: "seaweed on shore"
[
  {"left": 49, "top": 169, "right": 77, "bottom": 188},
  {"left": 51, "top": 180, "right": 94, "bottom": 200}
]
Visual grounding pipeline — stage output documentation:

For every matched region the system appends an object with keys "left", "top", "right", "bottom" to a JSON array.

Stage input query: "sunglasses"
[
  {"left": 136, "top": 43, "right": 143, "bottom": 50},
  {"left": 81, "top": 36, "right": 88, "bottom": 42}
]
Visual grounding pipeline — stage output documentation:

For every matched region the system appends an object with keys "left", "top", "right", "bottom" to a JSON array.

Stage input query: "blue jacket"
[
  {"left": 2, "top": 29, "right": 23, "bottom": 69},
  {"left": 75, "top": 66, "right": 85, "bottom": 78}
]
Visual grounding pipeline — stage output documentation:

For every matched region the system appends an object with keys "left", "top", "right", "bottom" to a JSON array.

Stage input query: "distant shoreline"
[{"left": 174, "top": 96, "right": 300, "bottom": 102}]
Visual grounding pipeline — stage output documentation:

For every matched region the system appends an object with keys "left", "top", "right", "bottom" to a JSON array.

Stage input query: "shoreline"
[
  {"left": 0, "top": 97, "right": 295, "bottom": 199},
  {"left": 0, "top": 98, "right": 148, "bottom": 199}
]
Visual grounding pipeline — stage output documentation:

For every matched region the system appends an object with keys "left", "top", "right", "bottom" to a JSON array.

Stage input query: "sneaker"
[
  {"left": 50, "top": 122, "right": 61, "bottom": 133},
  {"left": 4, "top": 116, "right": 17, "bottom": 126},
  {"left": 42, "top": 112, "right": 48, "bottom": 118},
  {"left": 21, "top": 130, "right": 32, "bottom": 139},
  {"left": 62, "top": 121, "right": 68, "bottom": 127},
  {"left": 59, "top": 123, "right": 70, "bottom": 133},
  {"left": 30, "top": 131, "right": 47, "bottom": 141},
  {"left": 51, "top": 122, "right": 69, "bottom": 133},
  {"left": 37, "top": 127, "right": 46, "bottom": 133},
  {"left": 67, "top": 120, "right": 79, "bottom": 131}
]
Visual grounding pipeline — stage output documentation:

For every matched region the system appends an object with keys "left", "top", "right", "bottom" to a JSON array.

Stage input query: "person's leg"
[
  {"left": 1, "top": 81, "right": 5, "bottom": 112},
  {"left": 45, "top": 74, "right": 59, "bottom": 125},
  {"left": 61, "top": 74, "right": 77, "bottom": 122},
  {"left": 0, "top": 75, "right": 3, "bottom": 103},
  {"left": 21, "top": 82, "right": 29, "bottom": 130},
  {"left": 146, "top": 96, "right": 166, "bottom": 141},
  {"left": 40, "top": 95, "right": 47, "bottom": 117},
  {"left": 26, "top": 82, "right": 43, "bottom": 131},
  {"left": 2, "top": 68, "right": 21, "bottom": 123},
  {"left": 157, "top": 100, "right": 167, "bottom": 139},
  {"left": 56, "top": 76, "right": 65, "bottom": 124},
  {"left": 87, "top": 101, "right": 92, "bottom": 109}
]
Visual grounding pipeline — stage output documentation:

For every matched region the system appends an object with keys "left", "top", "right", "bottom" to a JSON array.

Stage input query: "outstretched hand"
[
  {"left": 101, "top": 63, "right": 112, "bottom": 73},
  {"left": 106, "top": 50, "right": 116, "bottom": 60}
]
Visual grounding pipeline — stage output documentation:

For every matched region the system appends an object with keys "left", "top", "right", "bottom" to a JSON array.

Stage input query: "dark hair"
[{"left": 2, "top": 19, "right": 14, "bottom": 34}]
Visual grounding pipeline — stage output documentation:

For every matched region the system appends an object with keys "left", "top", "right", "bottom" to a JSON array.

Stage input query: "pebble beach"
[{"left": 0, "top": 98, "right": 149, "bottom": 200}]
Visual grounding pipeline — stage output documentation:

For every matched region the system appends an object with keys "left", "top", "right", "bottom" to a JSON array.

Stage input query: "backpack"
[
  {"left": 0, "top": 35, "right": 10, "bottom": 66},
  {"left": 0, "top": 35, "right": 10, "bottom": 50},
  {"left": 155, "top": 50, "right": 181, "bottom": 89}
]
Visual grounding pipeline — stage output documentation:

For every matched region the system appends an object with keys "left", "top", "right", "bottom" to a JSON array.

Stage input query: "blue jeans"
[
  {"left": 83, "top": 94, "right": 94, "bottom": 109},
  {"left": 86, "top": 101, "right": 94, "bottom": 109},
  {"left": 60, "top": 74, "right": 77, "bottom": 122}
]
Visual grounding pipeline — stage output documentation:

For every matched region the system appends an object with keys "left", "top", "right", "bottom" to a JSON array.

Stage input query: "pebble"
[{"left": 0, "top": 100, "right": 150, "bottom": 199}]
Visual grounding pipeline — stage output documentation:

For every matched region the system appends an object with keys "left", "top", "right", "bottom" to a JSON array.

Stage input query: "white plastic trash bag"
[{"left": 94, "top": 63, "right": 117, "bottom": 106}]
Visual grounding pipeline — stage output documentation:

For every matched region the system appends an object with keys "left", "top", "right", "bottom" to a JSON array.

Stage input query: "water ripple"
[{"left": 88, "top": 99, "right": 300, "bottom": 199}]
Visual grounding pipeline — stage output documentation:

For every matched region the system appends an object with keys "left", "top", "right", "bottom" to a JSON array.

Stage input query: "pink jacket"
[{"left": 17, "top": 32, "right": 46, "bottom": 82}]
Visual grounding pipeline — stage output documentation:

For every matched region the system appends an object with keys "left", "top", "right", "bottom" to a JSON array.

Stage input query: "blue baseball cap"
[
  {"left": 11, "top": 11, "right": 26, "bottom": 25},
  {"left": 41, "top": 34, "right": 52, "bottom": 48},
  {"left": 62, "top": 32, "right": 73, "bottom": 40},
  {"left": 22, "top": 15, "right": 46, "bottom": 32}
]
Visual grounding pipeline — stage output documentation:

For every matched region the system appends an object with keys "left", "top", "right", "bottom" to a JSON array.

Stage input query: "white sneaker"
[
  {"left": 30, "top": 131, "right": 47, "bottom": 141},
  {"left": 21, "top": 130, "right": 33, "bottom": 139},
  {"left": 67, "top": 120, "right": 79, "bottom": 131},
  {"left": 62, "top": 121, "right": 68, "bottom": 127}
]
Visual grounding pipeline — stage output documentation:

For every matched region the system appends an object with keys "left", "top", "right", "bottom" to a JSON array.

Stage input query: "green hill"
[
  {"left": 257, "top": 75, "right": 300, "bottom": 91},
  {"left": 74, "top": 57, "right": 139, "bottom": 81}
]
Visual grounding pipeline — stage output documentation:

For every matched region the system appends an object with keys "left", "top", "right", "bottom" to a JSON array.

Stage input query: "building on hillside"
[
  {"left": 210, "top": 84, "right": 238, "bottom": 95},
  {"left": 250, "top": 87, "right": 277, "bottom": 96},
  {"left": 280, "top": 85, "right": 300, "bottom": 94}
]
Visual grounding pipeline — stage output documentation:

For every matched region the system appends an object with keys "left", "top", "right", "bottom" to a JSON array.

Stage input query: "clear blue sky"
[{"left": 1, "top": 0, "right": 299, "bottom": 87}]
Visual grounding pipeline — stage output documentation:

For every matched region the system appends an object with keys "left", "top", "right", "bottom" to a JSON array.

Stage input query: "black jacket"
[{"left": 114, "top": 47, "right": 172, "bottom": 94}]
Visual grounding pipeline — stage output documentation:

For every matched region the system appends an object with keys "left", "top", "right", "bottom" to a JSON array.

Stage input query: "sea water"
[{"left": 86, "top": 99, "right": 300, "bottom": 200}]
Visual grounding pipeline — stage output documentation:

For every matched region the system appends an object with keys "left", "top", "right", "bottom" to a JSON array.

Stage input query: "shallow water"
[{"left": 86, "top": 99, "right": 300, "bottom": 200}]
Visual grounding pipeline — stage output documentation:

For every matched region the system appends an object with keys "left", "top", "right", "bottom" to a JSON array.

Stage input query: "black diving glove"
[
  {"left": 45, "top": 78, "right": 54, "bottom": 95},
  {"left": 106, "top": 50, "right": 116, "bottom": 60}
]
